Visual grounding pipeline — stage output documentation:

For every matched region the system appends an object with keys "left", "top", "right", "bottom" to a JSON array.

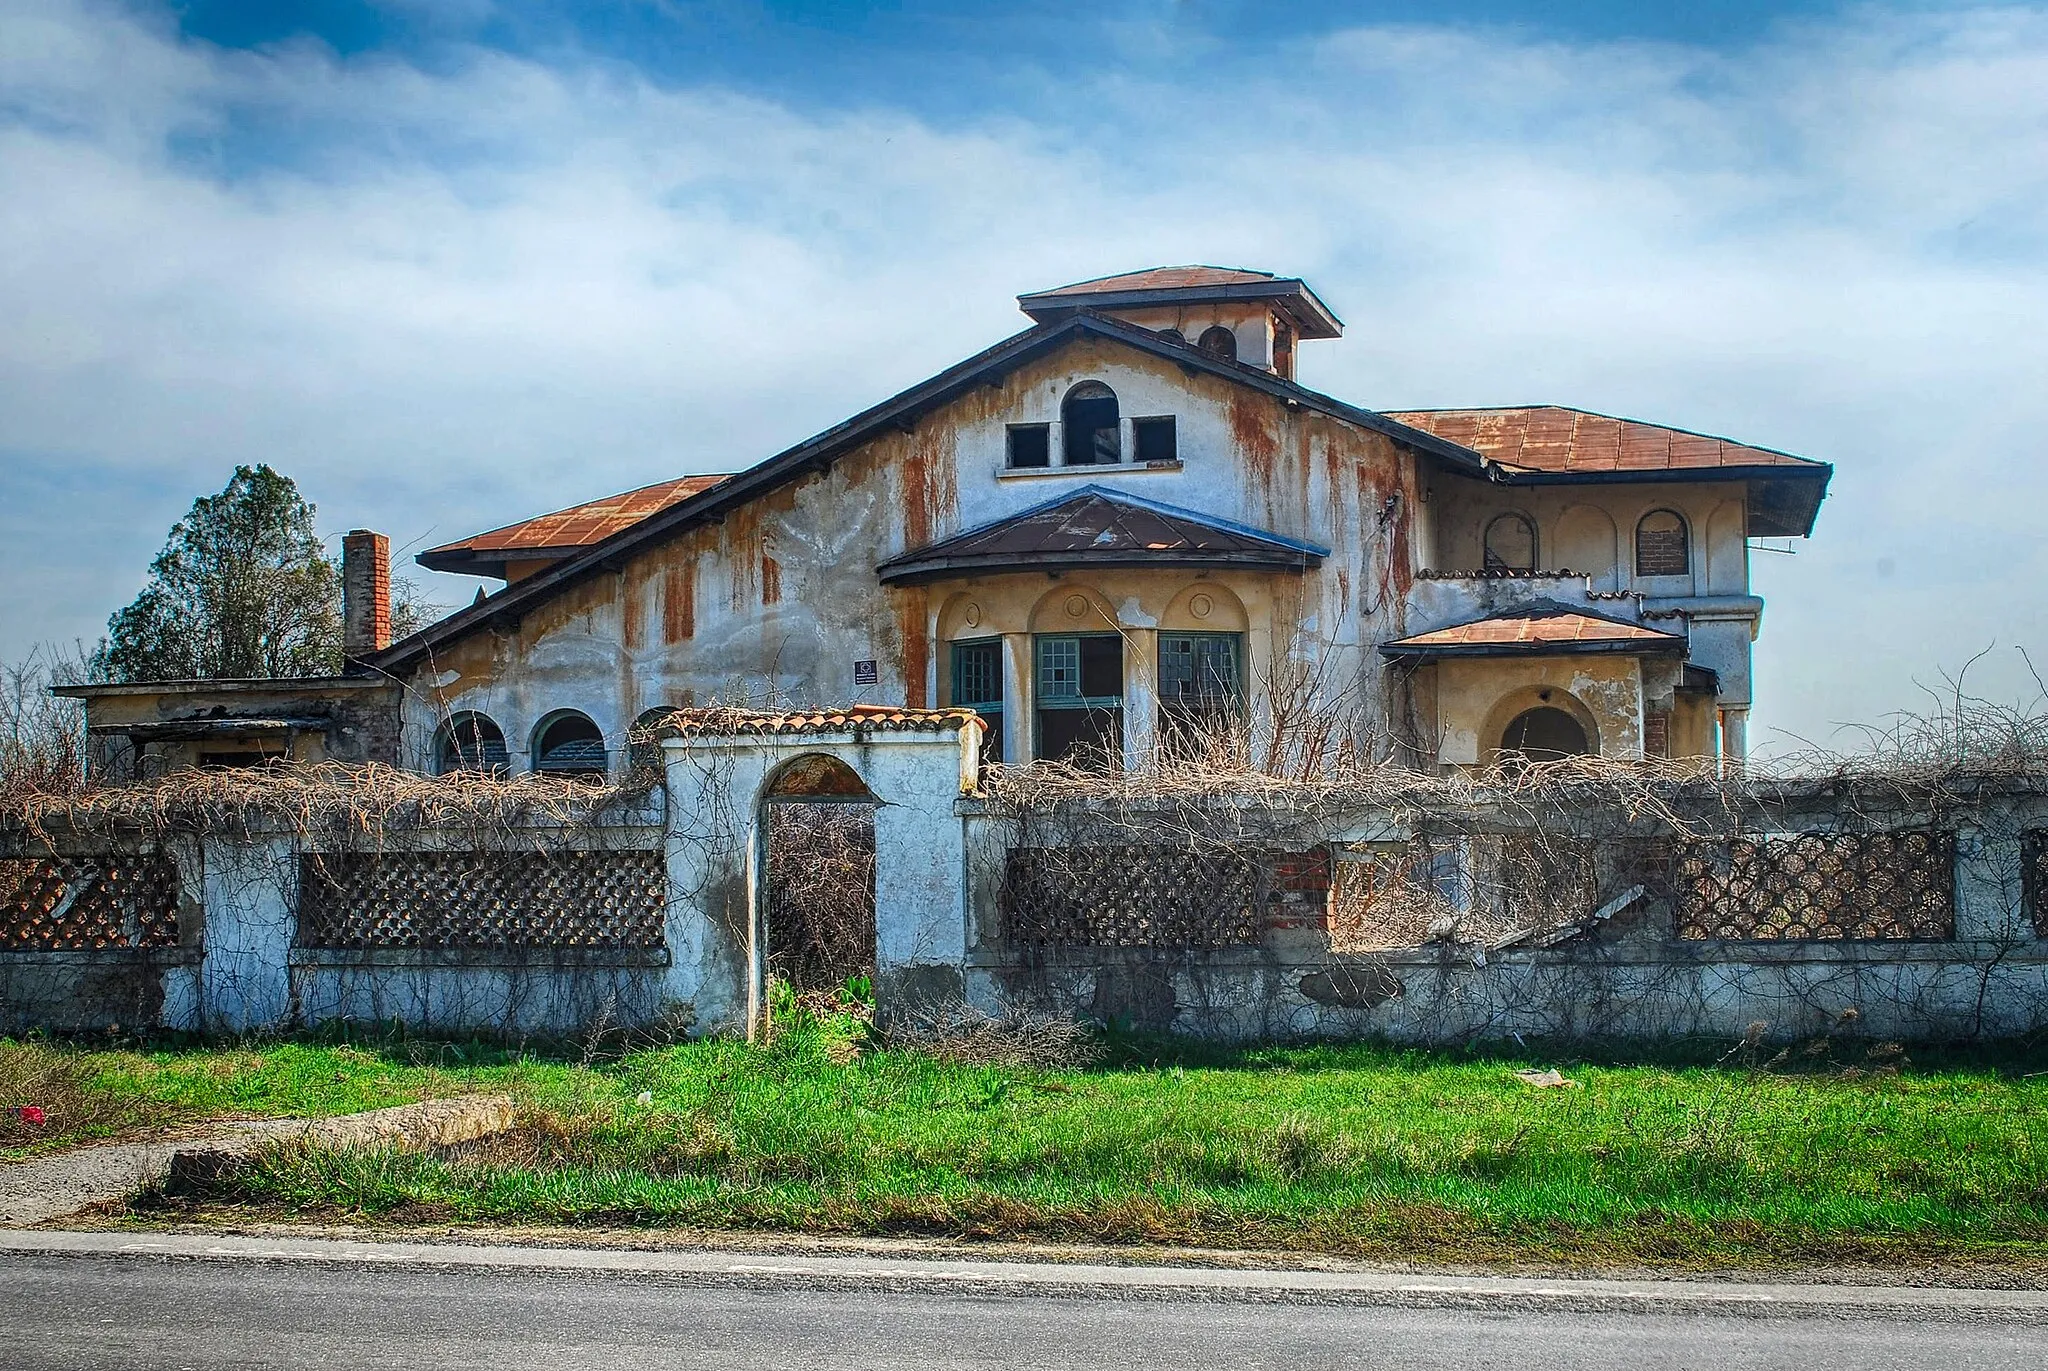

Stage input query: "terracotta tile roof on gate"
[
  {"left": 650, "top": 705, "right": 981, "bottom": 737},
  {"left": 1381, "top": 605, "right": 1686, "bottom": 659},
  {"left": 1384, "top": 406, "right": 1823, "bottom": 475},
  {"left": 418, "top": 475, "right": 731, "bottom": 577}
]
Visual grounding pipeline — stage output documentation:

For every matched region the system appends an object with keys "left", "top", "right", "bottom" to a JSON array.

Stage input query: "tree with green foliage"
[{"left": 96, "top": 465, "right": 432, "bottom": 682}]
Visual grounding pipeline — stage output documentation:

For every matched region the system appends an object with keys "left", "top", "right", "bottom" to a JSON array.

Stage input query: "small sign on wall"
[{"left": 853, "top": 659, "right": 879, "bottom": 686}]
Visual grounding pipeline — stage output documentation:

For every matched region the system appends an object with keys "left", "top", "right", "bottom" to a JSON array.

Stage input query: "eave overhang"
[
  {"left": 1017, "top": 278, "right": 1344, "bottom": 339},
  {"left": 1482, "top": 462, "right": 1833, "bottom": 539}
]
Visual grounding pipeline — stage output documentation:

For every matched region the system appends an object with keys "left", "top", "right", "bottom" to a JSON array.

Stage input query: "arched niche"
[
  {"left": 1706, "top": 500, "right": 1748, "bottom": 594},
  {"left": 1160, "top": 580, "right": 1250, "bottom": 633},
  {"left": 1028, "top": 583, "right": 1120, "bottom": 634},
  {"left": 1477, "top": 685, "right": 1603, "bottom": 766},
  {"left": 936, "top": 589, "right": 1002, "bottom": 643},
  {"left": 1554, "top": 505, "right": 1619, "bottom": 591},
  {"left": 530, "top": 710, "right": 608, "bottom": 777}
]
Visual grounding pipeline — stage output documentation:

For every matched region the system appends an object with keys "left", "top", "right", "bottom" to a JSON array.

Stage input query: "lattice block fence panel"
[
  {"left": 1673, "top": 830, "right": 1955, "bottom": 941},
  {"left": 0, "top": 855, "right": 181, "bottom": 950},
  {"left": 1000, "top": 845, "right": 1325, "bottom": 948},
  {"left": 2026, "top": 831, "right": 2048, "bottom": 939},
  {"left": 297, "top": 850, "right": 667, "bottom": 949}
]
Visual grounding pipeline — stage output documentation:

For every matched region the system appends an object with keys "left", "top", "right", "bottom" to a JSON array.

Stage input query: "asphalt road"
[{"left": 4, "top": 1251, "right": 2048, "bottom": 1371}]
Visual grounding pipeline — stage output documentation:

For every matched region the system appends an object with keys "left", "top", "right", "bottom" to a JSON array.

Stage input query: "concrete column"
[
  {"left": 1123, "top": 626, "right": 1159, "bottom": 768},
  {"left": 660, "top": 743, "right": 768, "bottom": 1037},
  {"left": 198, "top": 833, "right": 297, "bottom": 1032},
  {"left": 1001, "top": 632, "right": 1032, "bottom": 763},
  {"left": 1719, "top": 707, "right": 1749, "bottom": 774},
  {"left": 1954, "top": 802, "right": 2030, "bottom": 942},
  {"left": 870, "top": 735, "right": 973, "bottom": 1015}
]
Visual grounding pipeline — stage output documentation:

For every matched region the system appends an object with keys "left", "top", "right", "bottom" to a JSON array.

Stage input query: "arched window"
[
  {"left": 1635, "top": 509, "right": 1690, "bottom": 577},
  {"left": 1500, "top": 706, "right": 1591, "bottom": 763},
  {"left": 627, "top": 707, "right": 674, "bottom": 773},
  {"left": 1061, "top": 381, "right": 1121, "bottom": 466},
  {"left": 1197, "top": 325, "right": 1238, "bottom": 362},
  {"left": 1483, "top": 513, "right": 1538, "bottom": 573},
  {"left": 1156, "top": 327, "right": 1185, "bottom": 346},
  {"left": 433, "top": 712, "right": 509, "bottom": 776},
  {"left": 532, "top": 711, "right": 607, "bottom": 778}
]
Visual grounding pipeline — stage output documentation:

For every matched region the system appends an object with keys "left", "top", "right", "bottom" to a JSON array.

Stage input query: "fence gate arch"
[{"left": 757, "top": 753, "right": 879, "bottom": 1030}]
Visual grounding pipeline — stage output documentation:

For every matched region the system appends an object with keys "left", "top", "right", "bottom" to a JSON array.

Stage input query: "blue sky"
[{"left": 2, "top": 0, "right": 2045, "bottom": 751}]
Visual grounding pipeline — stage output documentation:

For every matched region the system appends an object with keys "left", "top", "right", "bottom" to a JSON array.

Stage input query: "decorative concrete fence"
[
  {"left": 6, "top": 713, "right": 2048, "bottom": 1045},
  {"left": 1, "top": 708, "right": 981, "bottom": 1037}
]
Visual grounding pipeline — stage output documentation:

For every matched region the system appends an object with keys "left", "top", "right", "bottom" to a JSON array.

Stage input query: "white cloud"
[{"left": 1, "top": 0, "right": 2044, "bottom": 746}]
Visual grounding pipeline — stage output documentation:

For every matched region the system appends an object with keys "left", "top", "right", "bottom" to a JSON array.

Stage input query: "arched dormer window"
[
  {"left": 1197, "top": 325, "right": 1238, "bottom": 362},
  {"left": 1156, "top": 327, "right": 1185, "bottom": 346},
  {"left": 532, "top": 710, "right": 607, "bottom": 778},
  {"left": 1635, "top": 509, "right": 1690, "bottom": 577},
  {"left": 1483, "top": 513, "right": 1538, "bottom": 573},
  {"left": 433, "top": 712, "right": 509, "bottom": 776},
  {"left": 627, "top": 707, "right": 675, "bottom": 773},
  {"left": 1061, "top": 381, "right": 1121, "bottom": 466}
]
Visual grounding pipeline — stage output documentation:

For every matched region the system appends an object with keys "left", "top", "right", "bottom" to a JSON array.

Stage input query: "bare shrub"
[
  {"left": 764, "top": 802, "right": 877, "bottom": 993},
  {"left": 0, "top": 647, "right": 90, "bottom": 807},
  {"left": 882, "top": 999, "right": 1103, "bottom": 1070}
]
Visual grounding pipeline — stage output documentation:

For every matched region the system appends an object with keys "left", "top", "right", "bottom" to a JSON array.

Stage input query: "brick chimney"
[{"left": 342, "top": 529, "right": 391, "bottom": 663}]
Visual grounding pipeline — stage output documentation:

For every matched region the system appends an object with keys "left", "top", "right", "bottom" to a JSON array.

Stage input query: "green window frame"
[
  {"left": 1034, "top": 633, "right": 1124, "bottom": 764},
  {"left": 950, "top": 638, "right": 1005, "bottom": 764},
  {"left": 1159, "top": 632, "right": 1244, "bottom": 733}
]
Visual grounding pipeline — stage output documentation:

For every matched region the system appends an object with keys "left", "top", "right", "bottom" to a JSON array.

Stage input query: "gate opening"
[{"left": 760, "top": 755, "right": 878, "bottom": 1013}]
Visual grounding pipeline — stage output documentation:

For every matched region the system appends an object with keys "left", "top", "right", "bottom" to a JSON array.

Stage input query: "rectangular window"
[
  {"left": 1006, "top": 423, "right": 1050, "bottom": 469},
  {"left": 1133, "top": 416, "right": 1177, "bottom": 464},
  {"left": 950, "top": 639, "right": 1004, "bottom": 765},
  {"left": 1159, "top": 632, "right": 1243, "bottom": 743},
  {"left": 1035, "top": 634, "right": 1123, "bottom": 766}
]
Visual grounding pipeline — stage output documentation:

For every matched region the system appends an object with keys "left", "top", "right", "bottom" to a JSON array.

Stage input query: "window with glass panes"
[
  {"left": 950, "top": 639, "right": 1004, "bottom": 764},
  {"left": 1035, "top": 633, "right": 1123, "bottom": 766},
  {"left": 1159, "top": 632, "right": 1243, "bottom": 735}
]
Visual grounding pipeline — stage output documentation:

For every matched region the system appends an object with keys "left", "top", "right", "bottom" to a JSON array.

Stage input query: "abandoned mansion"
[{"left": 64, "top": 267, "right": 1831, "bottom": 778}]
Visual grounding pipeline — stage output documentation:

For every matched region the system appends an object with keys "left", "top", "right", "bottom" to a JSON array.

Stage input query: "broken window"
[
  {"left": 433, "top": 712, "right": 509, "bottom": 776},
  {"left": 531, "top": 711, "right": 607, "bottom": 778},
  {"left": 1133, "top": 415, "right": 1177, "bottom": 464},
  {"left": 1272, "top": 319, "right": 1295, "bottom": 379},
  {"left": 1159, "top": 632, "right": 1242, "bottom": 743},
  {"left": 1006, "top": 423, "right": 1050, "bottom": 469},
  {"left": 1483, "top": 512, "right": 1538, "bottom": 573},
  {"left": 1061, "top": 382, "right": 1121, "bottom": 465},
  {"left": 950, "top": 638, "right": 1004, "bottom": 765},
  {"left": 1035, "top": 633, "right": 1122, "bottom": 766},
  {"left": 1198, "top": 325, "right": 1238, "bottom": 362},
  {"left": 1635, "top": 509, "right": 1690, "bottom": 577}
]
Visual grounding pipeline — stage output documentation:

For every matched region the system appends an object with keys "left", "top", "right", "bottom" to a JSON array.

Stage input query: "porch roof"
[
  {"left": 1380, "top": 604, "right": 1687, "bottom": 662},
  {"left": 876, "top": 485, "right": 1328, "bottom": 585}
]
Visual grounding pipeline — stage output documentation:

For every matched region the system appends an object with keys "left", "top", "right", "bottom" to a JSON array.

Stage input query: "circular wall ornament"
[
  {"left": 1189, "top": 592, "right": 1214, "bottom": 620},
  {"left": 963, "top": 601, "right": 982, "bottom": 628},
  {"left": 1064, "top": 594, "right": 1088, "bottom": 619}
]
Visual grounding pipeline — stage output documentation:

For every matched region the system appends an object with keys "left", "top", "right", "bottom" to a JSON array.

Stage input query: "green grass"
[{"left": 9, "top": 1028, "right": 2048, "bottom": 1266}]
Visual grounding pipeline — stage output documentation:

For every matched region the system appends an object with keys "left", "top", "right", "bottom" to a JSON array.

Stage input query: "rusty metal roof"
[
  {"left": 649, "top": 704, "right": 979, "bottom": 737},
  {"left": 1388, "top": 406, "right": 1831, "bottom": 537},
  {"left": 1018, "top": 266, "right": 1343, "bottom": 339},
  {"left": 419, "top": 475, "right": 730, "bottom": 579},
  {"left": 877, "top": 485, "right": 1328, "bottom": 586},
  {"left": 1380, "top": 604, "right": 1686, "bottom": 661},
  {"left": 1385, "top": 406, "right": 1821, "bottom": 476}
]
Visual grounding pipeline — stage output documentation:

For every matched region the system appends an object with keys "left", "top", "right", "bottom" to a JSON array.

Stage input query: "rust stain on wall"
[
  {"left": 725, "top": 503, "right": 762, "bottom": 613},
  {"left": 888, "top": 587, "right": 931, "bottom": 708},
  {"left": 662, "top": 560, "right": 696, "bottom": 643},
  {"left": 1229, "top": 391, "right": 1281, "bottom": 504},
  {"left": 620, "top": 568, "right": 646, "bottom": 653},
  {"left": 761, "top": 551, "right": 782, "bottom": 606}
]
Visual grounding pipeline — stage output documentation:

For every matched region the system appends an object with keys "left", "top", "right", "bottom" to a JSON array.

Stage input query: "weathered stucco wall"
[{"left": 401, "top": 335, "right": 1421, "bottom": 772}]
